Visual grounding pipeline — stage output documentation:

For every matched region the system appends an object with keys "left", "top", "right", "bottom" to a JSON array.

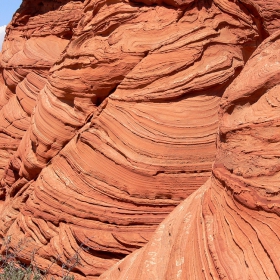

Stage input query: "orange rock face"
[
  {"left": 0, "top": 0, "right": 280, "bottom": 279},
  {"left": 0, "top": 0, "right": 83, "bottom": 189},
  {"left": 100, "top": 26, "right": 280, "bottom": 280}
]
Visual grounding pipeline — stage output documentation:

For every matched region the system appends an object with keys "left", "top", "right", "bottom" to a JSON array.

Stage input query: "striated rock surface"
[
  {"left": 0, "top": 0, "right": 280, "bottom": 279},
  {"left": 0, "top": 0, "right": 84, "bottom": 190},
  {"left": 100, "top": 30, "right": 280, "bottom": 280}
]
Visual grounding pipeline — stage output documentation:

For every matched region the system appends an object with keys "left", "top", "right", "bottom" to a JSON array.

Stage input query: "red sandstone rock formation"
[
  {"left": 0, "top": 0, "right": 280, "bottom": 279},
  {"left": 0, "top": 0, "right": 84, "bottom": 188},
  {"left": 100, "top": 29, "right": 280, "bottom": 279}
]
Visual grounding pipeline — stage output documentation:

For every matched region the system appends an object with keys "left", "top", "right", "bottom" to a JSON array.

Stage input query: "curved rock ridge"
[
  {"left": 0, "top": 0, "right": 280, "bottom": 279},
  {"left": 4, "top": 95, "right": 218, "bottom": 276},
  {"left": 239, "top": 0, "right": 280, "bottom": 37},
  {"left": 100, "top": 30, "right": 280, "bottom": 280},
  {"left": 0, "top": 72, "right": 47, "bottom": 184},
  {"left": 0, "top": 1, "right": 84, "bottom": 192},
  {"left": 2, "top": 0, "right": 259, "bottom": 193}
]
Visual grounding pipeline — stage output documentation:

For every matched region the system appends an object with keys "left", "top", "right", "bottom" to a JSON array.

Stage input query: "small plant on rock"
[{"left": 0, "top": 236, "right": 82, "bottom": 279}]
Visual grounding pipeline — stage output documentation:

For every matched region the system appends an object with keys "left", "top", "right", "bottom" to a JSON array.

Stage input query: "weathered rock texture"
[
  {"left": 0, "top": 0, "right": 84, "bottom": 187},
  {"left": 0, "top": 0, "right": 280, "bottom": 279},
  {"left": 100, "top": 29, "right": 280, "bottom": 280}
]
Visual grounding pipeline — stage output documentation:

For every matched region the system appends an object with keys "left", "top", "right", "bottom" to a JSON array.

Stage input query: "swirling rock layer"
[
  {"left": 100, "top": 28, "right": 280, "bottom": 280},
  {"left": 0, "top": 0, "right": 83, "bottom": 193},
  {"left": 0, "top": 0, "right": 280, "bottom": 279}
]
